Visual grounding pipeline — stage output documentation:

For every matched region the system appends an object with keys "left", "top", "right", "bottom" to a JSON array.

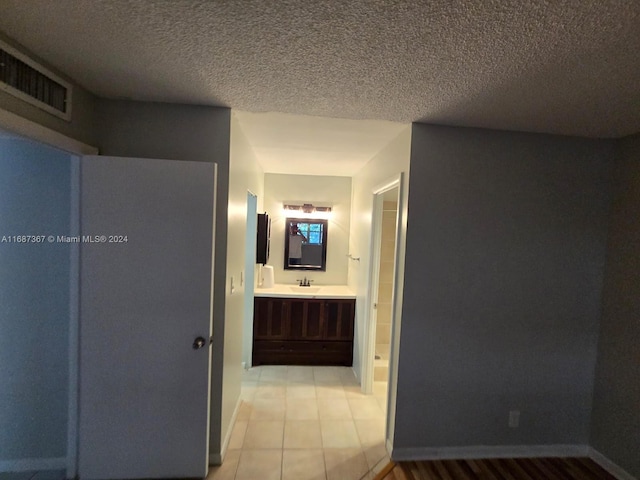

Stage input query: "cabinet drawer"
[{"left": 253, "top": 340, "right": 353, "bottom": 366}]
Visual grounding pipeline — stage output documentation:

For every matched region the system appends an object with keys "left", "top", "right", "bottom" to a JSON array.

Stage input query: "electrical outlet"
[{"left": 509, "top": 410, "right": 520, "bottom": 428}]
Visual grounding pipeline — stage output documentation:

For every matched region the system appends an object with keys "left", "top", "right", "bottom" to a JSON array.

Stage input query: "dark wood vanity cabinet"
[{"left": 252, "top": 297, "right": 355, "bottom": 366}]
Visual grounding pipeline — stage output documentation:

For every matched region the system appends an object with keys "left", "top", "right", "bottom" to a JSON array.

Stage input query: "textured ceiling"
[{"left": 0, "top": 0, "right": 639, "bottom": 139}]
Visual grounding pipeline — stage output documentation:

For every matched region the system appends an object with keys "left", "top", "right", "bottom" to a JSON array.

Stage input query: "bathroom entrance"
[
  {"left": 372, "top": 188, "right": 399, "bottom": 387},
  {"left": 365, "top": 173, "right": 404, "bottom": 448}
]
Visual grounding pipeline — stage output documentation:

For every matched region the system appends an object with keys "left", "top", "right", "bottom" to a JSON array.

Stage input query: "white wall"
[
  {"left": 264, "top": 173, "right": 352, "bottom": 285},
  {"left": 224, "top": 113, "right": 264, "bottom": 457},
  {"left": 348, "top": 127, "right": 411, "bottom": 392}
]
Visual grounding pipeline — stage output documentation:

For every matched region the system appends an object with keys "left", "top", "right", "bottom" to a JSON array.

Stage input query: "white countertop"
[{"left": 254, "top": 284, "right": 356, "bottom": 299}]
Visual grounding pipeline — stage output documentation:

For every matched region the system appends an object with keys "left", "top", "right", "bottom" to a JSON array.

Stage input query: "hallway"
[{"left": 208, "top": 366, "right": 390, "bottom": 480}]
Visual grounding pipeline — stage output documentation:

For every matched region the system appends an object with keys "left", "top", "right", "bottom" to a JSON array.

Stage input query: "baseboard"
[
  {"left": 386, "top": 438, "right": 393, "bottom": 456},
  {"left": 390, "top": 444, "right": 589, "bottom": 462},
  {"left": 589, "top": 447, "right": 637, "bottom": 480},
  {"left": 209, "top": 397, "right": 242, "bottom": 466},
  {"left": 0, "top": 457, "right": 66, "bottom": 472}
]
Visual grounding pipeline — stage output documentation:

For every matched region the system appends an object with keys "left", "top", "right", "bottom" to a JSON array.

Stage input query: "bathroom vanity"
[{"left": 252, "top": 285, "right": 355, "bottom": 366}]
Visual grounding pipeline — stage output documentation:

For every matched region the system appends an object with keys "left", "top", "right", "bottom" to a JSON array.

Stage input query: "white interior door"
[{"left": 78, "top": 156, "right": 215, "bottom": 480}]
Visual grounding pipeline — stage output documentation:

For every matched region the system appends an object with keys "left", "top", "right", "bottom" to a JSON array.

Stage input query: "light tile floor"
[{"left": 207, "top": 366, "right": 390, "bottom": 480}]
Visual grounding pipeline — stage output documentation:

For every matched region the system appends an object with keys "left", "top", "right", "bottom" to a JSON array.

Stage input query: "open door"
[{"left": 78, "top": 156, "right": 215, "bottom": 480}]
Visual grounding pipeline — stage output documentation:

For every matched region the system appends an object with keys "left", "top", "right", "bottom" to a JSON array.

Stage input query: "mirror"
[{"left": 284, "top": 218, "right": 328, "bottom": 271}]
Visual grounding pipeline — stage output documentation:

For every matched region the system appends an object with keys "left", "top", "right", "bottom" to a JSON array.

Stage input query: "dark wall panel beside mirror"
[
  {"left": 256, "top": 213, "right": 270, "bottom": 265},
  {"left": 284, "top": 217, "right": 328, "bottom": 271}
]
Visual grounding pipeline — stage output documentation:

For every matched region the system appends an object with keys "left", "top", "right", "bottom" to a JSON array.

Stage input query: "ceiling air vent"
[{"left": 0, "top": 39, "right": 72, "bottom": 121}]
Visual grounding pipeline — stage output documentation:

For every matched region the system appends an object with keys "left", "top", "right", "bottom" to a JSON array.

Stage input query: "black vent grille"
[{"left": 0, "top": 46, "right": 69, "bottom": 117}]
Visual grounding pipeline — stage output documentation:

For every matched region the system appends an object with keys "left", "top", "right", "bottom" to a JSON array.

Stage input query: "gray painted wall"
[
  {"left": 95, "top": 99, "right": 231, "bottom": 458},
  {"left": 395, "top": 124, "right": 613, "bottom": 451},
  {"left": 590, "top": 134, "right": 640, "bottom": 478},
  {"left": 0, "top": 32, "right": 98, "bottom": 147},
  {"left": 0, "top": 136, "right": 71, "bottom": 461}
]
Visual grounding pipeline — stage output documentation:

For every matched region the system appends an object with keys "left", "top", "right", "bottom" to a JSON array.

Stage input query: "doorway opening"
[
  {"left": 363, "top": 174, "right": 404, "bottom": 450},
  {"left": 0, "top": 127, "right": 80, "bottom": 480},
  {"left": 372, "top": 188, "right": 399, "bottom": 387}
]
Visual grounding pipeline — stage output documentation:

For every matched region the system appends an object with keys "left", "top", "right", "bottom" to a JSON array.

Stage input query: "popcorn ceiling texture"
[{"left": 0, "top": 0, "right": 639, "bottom": 137}]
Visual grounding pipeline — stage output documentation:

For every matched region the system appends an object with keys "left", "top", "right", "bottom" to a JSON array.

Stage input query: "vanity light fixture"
[{"left": 282, "top": 203, "right": 332, "bottom": 219}]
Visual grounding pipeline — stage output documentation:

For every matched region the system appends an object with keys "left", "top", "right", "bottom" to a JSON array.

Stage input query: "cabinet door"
[
  {"left": 289, "top": 299, "right": 324, "bottom": 340},
  {"left": 323, "top": 299, "right": 355, "bottom": 341},
  {"left": 254, "top": 297, "right": 289, "bottom": 339}
]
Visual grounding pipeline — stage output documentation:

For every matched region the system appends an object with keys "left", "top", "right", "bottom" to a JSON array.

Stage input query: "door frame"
[
  {"left": 0, "top": 107, "right": 97, "bottom": 479},
  {"left": 243, "top": 190, "right": 258, "bottom": 368},
  {"left": 362, "top": 173, "right": 405, "bottom": 447},
  {"left": 363, "top": 173, "right": 403, "bottom": 391},
  {"left": 0, "top": 108, "right": 98, "bottom": 155}
]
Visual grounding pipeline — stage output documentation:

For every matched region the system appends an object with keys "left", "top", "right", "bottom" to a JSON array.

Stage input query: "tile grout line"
[{"left": 238, "top": 366, "right": 384, "bottom": 480}]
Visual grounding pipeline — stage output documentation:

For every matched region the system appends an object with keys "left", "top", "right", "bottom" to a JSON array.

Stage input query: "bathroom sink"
[{"left": 289, "top": 286, "right": 321, "bottom": 293}]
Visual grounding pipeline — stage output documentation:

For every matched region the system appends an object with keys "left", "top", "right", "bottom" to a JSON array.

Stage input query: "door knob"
[{"left": 193, "top": 336, "right": 206, "bottom": 349}]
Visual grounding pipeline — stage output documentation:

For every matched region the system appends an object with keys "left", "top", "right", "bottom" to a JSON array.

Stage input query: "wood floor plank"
[
  {"left": 416, "top": 460, "right": 436, "bottom": 480},
  {"left": 539, "top": 457, "right": 575, "bottom": 480},
  {"left": 433, "top": 460, "right": 455, "bottom": 480},
  {"left": 374, "top": 461, "right": 397, "bottom": 480},
  {"left": 503, "top": 458, "right": 535, "bottom": 480},
  {"left": 378, "top": 457, "right": 616, "bottom": 480},
  {"left": 464, "top": 460, "right": 482, "bottom": 475},
  {"left": 566, "top": 457, "right": 616, "bottom": 480},
  {"left": 520, "top": 458, "right": 558, "bottom": 479},
  {"left": 444, "top": 459, "right": 477, "bottom": 480},
  {"left": 386, "top": 469, "right": 399, "bottom": 480},
  {"left": 562, "top": 458, "right": 596, "bottom": 479},
  {"left": 472, "top": 459, "right": 502, "bottom": 480},
  {"left": 408, "top": 461, "right": 425, "bottom": 480},
  {"left": 487, "top": 458, "right": 517, "bottom": 479},
  {"left": 394, "top": 463, "right": 412, "bottom": 480},
  {"left": 424, "top": 459, "right": 445, "bottom": 479},
  {"left": 588, "top": 459, "right": 618, "bottom": 479}
]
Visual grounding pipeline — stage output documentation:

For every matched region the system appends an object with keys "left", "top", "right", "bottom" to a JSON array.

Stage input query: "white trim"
[
  {"left": 390, "top": 444, "right": 590, "bottom": 462},
  {"left": 205, "top": 163, "right": 218, "bottom": 473},
  {"left": 211, "top": 396, "right": 242, "bottom": 466},
  {"left": 589, "top": 447, "right": 638, "bottom": 480},
  {"left": 0, "top": 38, "right": 73, "bottom": 121},
  {"left": 362, "top": 173, "right": 403, "bottom": 394},
  {"left": 362, "top": 193, "right": 384, "bottom": 395},
  {"left": 384, "top": 172, "right": 405, "bottom": 452},
  {"left": 0, "top": 107, "right": 97, "bottom": 155},
  {"left": 363, "top": 172, "right": 405, "bottom": 455},
  {"left": 0, "top": 457, "right": 66, "bottom": 472},
  {"left": 243, "top": 191, "right": 258, "bottom": 367}
]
